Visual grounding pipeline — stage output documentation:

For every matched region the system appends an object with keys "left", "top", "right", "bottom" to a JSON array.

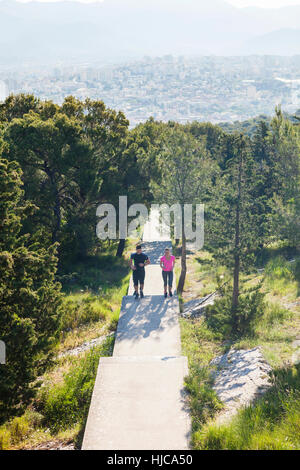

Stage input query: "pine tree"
[
  {"left": 0, "top": 155, "right": 62, "bottom": 421},
  {"left": 207, "top": 134, "right": 264, "bottom": 322}
]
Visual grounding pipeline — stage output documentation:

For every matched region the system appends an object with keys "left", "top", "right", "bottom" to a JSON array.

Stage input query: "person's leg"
[
  {"left": 133, "top": 271, "right": 139, "bottom": 297},
  {"left": 168, "top": 271, "right": 173, "bottom": 296},
  {"left": 162, "top": 271, "right": 168, "bottom": 297},
  {"left": 139, "top": 271, "right": 145, "bottom": 297}
]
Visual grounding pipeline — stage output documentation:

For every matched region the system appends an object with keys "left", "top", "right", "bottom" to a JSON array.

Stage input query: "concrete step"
[
  {"left": 82, "top": 356, "right": 190, "bottom": 450},
  {"left": 114, "top": 294, "right": 181, "bottom": 357}
]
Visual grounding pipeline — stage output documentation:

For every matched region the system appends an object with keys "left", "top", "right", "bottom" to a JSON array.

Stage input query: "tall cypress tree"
[{"left": 0, "top": 154, "right": 62, "bottom": 421}]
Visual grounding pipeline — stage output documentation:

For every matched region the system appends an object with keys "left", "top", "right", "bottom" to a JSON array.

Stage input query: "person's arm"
[
  {"left": 160, "top": 257, "right": 164, "bottom": 269},
  {"left": 172, "top": 256, "right": 176, "bottom": 270},
  {"left": 145, "top": 256, "right": 150, "bottom": 266},
  {"left": 130, "top": 255, "right": 136, "bottom": 270}
]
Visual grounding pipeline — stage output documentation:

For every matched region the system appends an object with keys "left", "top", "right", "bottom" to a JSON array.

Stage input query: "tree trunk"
[
  {"left": 177, "top": 223, "right": 187, "bottom": 295},
  {"left": 232, "top": 252, "right": 240, "bottom": 312},
  {"left": 116, "top": 238, "right": 126, "bottom": 257},
  {"left": 232, "top": 142, "right": 243, "bottom": 326},
  {"left": 52, "top": 189, "right": 61, "bottom": 244}
]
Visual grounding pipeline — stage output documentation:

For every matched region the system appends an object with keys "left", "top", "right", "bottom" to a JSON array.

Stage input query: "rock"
[
  {"left": 22, "top": 439, "right": 75, "bottom": 450},
  {"left": 58, "top": 332, "right": 114, "bottom": 359},
  {"left": 283, "top": 300, "right": 300, "bottom": 309},
  {"left": 210, "top": 347, "right": 272, "bottom": 424},
  {"left": 291, "top": 337, "right": 300, "bottom": 364},
  {"left": 181, "top": 293, "right": 217, "bottom": 318}
]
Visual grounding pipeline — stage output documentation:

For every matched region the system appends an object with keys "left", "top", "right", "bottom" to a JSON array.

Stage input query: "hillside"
[{"left": 0, "top": 94, "right": 299, "bottom": 450}]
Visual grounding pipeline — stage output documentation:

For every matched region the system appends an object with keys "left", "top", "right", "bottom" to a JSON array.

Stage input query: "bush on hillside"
[{"left": 205, "top": 283, "right": 265, "bottom": 338}]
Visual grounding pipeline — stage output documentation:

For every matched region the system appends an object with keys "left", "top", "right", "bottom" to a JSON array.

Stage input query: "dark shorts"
[
  {"left": 133, "top": 269, "right": 145, "bottom": 286},
  {"left": 162, "top": 270, "right": 173, "bottom": 287}
]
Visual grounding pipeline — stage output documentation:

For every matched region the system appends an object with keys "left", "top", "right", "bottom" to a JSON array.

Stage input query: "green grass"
[
  {"left": 56, "top": 252, "right": 131, "bottom": 352},
  {"left": 0, "top": 410, "right": 44, "bottom": 450},
  {"left": 0, "top": 336, "right": 115, "bottom": 450},
  {"left": 180, "top": 317, "right": 226, "bottom": 440},
  {"left": 193, "top": 364, "right": 300, "bottom": 450},
  {"left": 38, "top": 337, "right": 114, "bottom": 435}
]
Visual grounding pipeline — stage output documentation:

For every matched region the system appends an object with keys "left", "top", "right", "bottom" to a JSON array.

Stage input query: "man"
[
  {"left": 160, "top": 248, "right": 175, "bottom": 298},
  {"left": 130, "top": 245, "right": 150, "bottom": 299}
]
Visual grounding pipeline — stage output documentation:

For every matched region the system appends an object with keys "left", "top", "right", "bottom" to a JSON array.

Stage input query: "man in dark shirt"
[{"left": 130, "top": 245, "right": 150, "bottom": 299}]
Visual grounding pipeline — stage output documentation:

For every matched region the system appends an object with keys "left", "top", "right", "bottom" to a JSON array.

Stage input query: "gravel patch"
[{"left": 58, "top": 333, "right": 115, "bottom": 359}]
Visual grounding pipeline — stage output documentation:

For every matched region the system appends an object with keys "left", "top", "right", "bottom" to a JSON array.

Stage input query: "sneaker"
[
  {"left": 134, "top": 292, "right": 139, "bottom": 299},
  {"left": 169, "top": 291, "right": 173, "bottom": 297},
  {"left": 164, "top": 292, "right": 168, "bottom": 298},
  {"left": 140, "top": 290, "right": 144, "bottom": 298}
]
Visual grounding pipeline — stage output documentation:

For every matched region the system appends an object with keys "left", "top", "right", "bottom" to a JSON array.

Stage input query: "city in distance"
[
  {"left": 1, "top": 0, "right": 300, "bottom": 126},
  {"left": 1, "top": 55, "right": 300, "bottom": 127}
]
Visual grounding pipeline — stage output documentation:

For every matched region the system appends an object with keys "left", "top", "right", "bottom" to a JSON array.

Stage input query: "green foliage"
[
  {"left": 267, "top": 109, "right": 300, "bottom": 246},
  {"left": 58, "top": 254, "right": 130, "bottom": 332},
  {"left": 39, "top": 338, "right": 114, "bottom": 432},
  {"left": 61, "top": 293, "right": 111, "bottom": 331},
  {"left": 0, "top": 427, "right": 11, "bottom": 450},
  {"left": 264, "top": 256, "right": 294, "bottom": 281},
  {"left": 0, "top": 157, "right": 62, "bottom": 421},
  {"left": 262, "top": 303, "right": 291, "bottom": 327},
  {"left": 0, "top": 409, "right": 44, "bottom": 449},
  {"left": 193, "top": 364, "right": 300, "bottom": 450},
  {"left": 1, "top": 93, "right": 131, "bottom": 265},
  {"left": 294, "top": 259, "right": 300, "bottom": 283},
  {"left": 263, "top": 255, "right": 299, "bottom": 296},
  {"left": 205, "top": 283, "right": 265, "bottom": 338}
]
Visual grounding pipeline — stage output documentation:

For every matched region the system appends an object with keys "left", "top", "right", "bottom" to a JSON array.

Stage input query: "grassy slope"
[
  {"left": 0, "top": 240, "right": 136, "bottom": 450},
  {"left": 178, "top": 246, "right": 300, "bottom": 450}
]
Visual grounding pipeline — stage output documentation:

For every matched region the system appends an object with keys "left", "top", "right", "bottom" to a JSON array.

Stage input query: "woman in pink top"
[{"left": 160, "top": 248, "right": 175, "bottom": 298}]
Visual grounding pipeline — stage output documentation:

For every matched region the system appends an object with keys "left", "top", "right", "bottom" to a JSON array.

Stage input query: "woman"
[{"left": 160, "top": 248, "right": 175, "bottom": 298}]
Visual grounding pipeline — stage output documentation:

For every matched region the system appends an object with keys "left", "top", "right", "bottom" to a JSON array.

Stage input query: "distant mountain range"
[{"left": 1, "top": 0, "right": 300, "bottom": 63}]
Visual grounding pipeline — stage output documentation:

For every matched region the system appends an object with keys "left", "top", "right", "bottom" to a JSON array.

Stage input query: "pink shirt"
[{"left": 160, "top": 255, "right": 175, "bottom": 271}]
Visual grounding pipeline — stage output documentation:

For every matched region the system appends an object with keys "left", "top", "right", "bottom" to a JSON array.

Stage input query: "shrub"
[
  {"left": 0, "top": 409, "right": 44, "bottom": 449},
  {"left": 9, "top": 416, "right": 30, "bottom": 444},
  {"left": 205, "top": 283, "right": 265, "bottom": 338},
  {"left": 0, "top": 428, "right": 11, "bottom": 450}
]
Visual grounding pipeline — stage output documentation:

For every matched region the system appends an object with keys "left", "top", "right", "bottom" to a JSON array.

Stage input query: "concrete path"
[{"left": 82, "top": 210, "right": 191, "bottom": 450}]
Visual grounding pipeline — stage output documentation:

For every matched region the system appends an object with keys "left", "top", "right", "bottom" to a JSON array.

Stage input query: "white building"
[{"left": 0, "top": 80, "right": 8, "bottom": 102}]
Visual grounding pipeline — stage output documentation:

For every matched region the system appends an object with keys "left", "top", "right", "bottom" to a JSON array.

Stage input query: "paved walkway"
[{"left": 82, "top": 210, "right": 191, "bottom": 450}]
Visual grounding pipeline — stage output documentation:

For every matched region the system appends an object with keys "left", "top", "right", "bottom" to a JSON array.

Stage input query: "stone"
[
  {"left": 181, "top": 293, "right": 217, "bottom": 318},
  {"left": 210, "top": 347, "right": 272, "bottom": 424}
]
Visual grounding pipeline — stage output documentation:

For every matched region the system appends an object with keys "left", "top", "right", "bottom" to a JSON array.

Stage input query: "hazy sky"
[
  {"left": 15, "top": 0, "right": 300, "bottom": 7},
  {"left": 228, "top": 0, "right": 300, "bottom": 7}
]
